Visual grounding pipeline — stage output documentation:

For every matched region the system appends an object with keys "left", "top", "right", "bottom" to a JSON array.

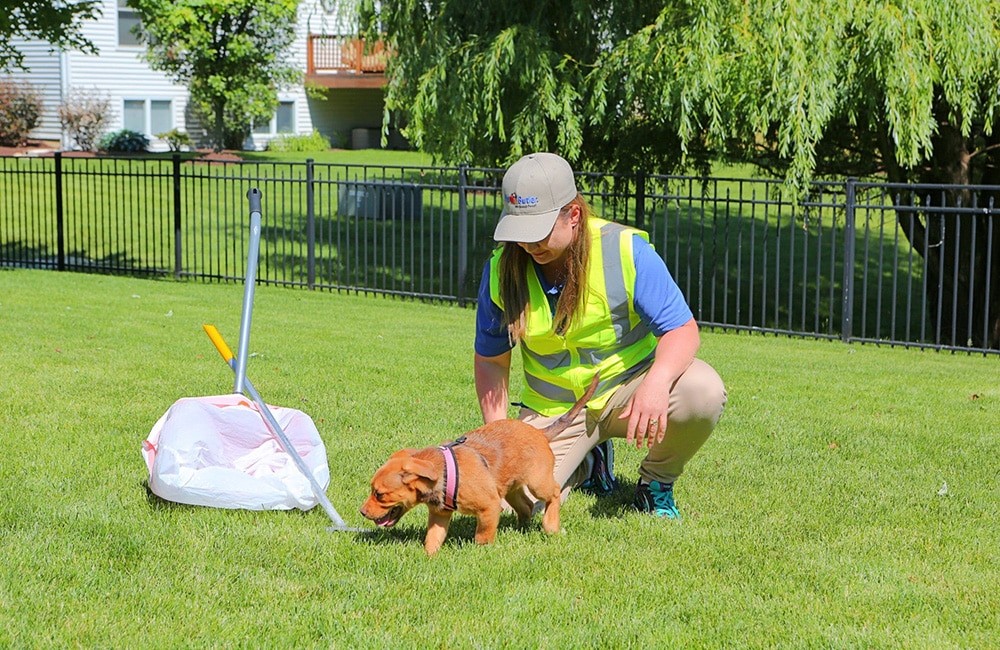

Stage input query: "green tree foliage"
[
  {"left": 373, "top": 0, "right": 1000, "bottom": 179},
  {"left": 129, "top": 0, "right": 300, "bottom": 151},
  {"left": 597, "top": 0, "right": 1000, "bottom": 188},
  {"left": 369, "top": 0, "right": 669, "bottom": 172},
  {"left": 373, "top": 0, "right": 1000, "bottom": 347},
  {"left": 1, "top": 0, "right": 101, "bottom": 72}
]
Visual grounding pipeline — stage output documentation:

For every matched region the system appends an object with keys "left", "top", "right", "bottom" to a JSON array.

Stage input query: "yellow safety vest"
[{"left": 489, "top": 217, "right": 658, "bottom": 416}]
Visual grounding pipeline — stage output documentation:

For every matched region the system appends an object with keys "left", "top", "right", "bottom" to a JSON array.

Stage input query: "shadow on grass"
[
  {"left": 142, "top": 481, "right": 189, "bottom": 511},
  {"left": 355, "top": 510, "right": 555, "bottom": 552},
  {"left": 583, "top": 477, "right": 640, "bottom": 520},
  {"left": 140, "top": 476, "right": 639, "bottom": 545},
  {"left": 140, "top": 480, "right": 319, "bottom": 520},
  {"left": 353, "top": 521, "right": 425, "bottom": 548},
  {"left": 348, "top": 481, "right": 645, "bottom": 551},
  {"left": 3, "top": 240, "right": 170, "bottom": 277}
]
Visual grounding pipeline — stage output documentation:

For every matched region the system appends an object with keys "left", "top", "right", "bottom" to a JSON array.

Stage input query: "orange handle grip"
[{"left": 203, "top": 324, "right": 235, "bottom": 363}]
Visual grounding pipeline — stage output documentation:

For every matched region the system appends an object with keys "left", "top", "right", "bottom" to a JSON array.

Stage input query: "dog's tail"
[{"left": 542, "top": 373, "right": 600, "bottom": 437}]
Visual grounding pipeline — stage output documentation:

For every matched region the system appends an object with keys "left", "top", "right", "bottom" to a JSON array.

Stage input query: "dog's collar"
[{"left": 437, "top": 436, "right": 466, "bottom": 511}]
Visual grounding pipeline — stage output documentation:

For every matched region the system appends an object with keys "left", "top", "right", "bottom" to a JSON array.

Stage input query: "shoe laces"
[{"left": 647, "top": 480, "right": 676, "bottom": 513}]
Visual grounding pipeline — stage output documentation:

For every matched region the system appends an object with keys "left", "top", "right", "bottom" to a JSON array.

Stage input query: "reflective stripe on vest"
[{"left": 489, "top": 218, "right": 658, "bottom": 416}]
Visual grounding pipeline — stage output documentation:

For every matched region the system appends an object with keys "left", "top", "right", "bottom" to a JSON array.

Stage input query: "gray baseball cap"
[{"left": 494, "top": 152, "right": 578, "bottom": 243}]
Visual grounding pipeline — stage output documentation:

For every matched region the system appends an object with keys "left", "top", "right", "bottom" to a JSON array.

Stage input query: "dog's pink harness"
[{"left": 437, "top": 436, "right": 466, "bottom": 511}]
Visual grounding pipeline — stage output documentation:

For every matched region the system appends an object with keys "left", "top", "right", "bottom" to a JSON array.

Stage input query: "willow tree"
[
  {"left": 130, "top": 0, "right": 300, "bottom": 150},
  {"left": 371, "top": 0, "right": 1000, "bottom": 348},
  {"left": 365, "top": 1, "right": 668, "bottom": 171}
]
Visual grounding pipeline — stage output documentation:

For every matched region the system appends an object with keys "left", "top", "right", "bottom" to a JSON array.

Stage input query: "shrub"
[
  {"left": 99, "top": 129, "right": 149, "bottom": 153},
  {"left": 223, "top": 125, "right": 250, "bottom": 151},
  {"left": 266, "top": 129, "right": 330, "bottom": 153},
  {"left": 156, "top": 128, "right": 193, "bottom": 152},
  {"left": 59, "top": 89, "right": 111, "bottom": 151},
  {"left": 0, "top": 80, "right": 42, "bottom": 147}
]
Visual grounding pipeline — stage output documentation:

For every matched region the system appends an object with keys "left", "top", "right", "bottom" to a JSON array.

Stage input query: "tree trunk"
[
  {"left": 213, "top": 97, "right": 226, "bottom": 153},
  {"left": 891, "top": 102, "right": 1000, "bottom": 349},
  {"left": 975, "top": 128, "right": 1000, "bottom": 348}
]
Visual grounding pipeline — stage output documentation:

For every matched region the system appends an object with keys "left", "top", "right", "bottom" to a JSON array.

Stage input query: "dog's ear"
[{"left": 401, "top": 457, "right": 439, "bottom": 483}]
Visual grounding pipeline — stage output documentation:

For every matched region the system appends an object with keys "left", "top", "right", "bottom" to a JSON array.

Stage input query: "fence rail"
[{"left": 2, "top": 153, "right": 997, "bottom": 355}]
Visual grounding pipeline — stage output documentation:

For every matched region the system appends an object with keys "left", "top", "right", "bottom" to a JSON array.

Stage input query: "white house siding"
[
  {"left": 64, "top": 3, "right": 191, "bottom": 151},
  {"left": 8, "top": 0, "right": 373, "bottom": 151},
  {"left": 244, "top": 1, "right": 355, "bottom": 150},
  {"left": 6, "top": 39, "right": 64, "bottom": 140},
  {"left": 293, "top": 3, "right": 405, "bottom": 150},
  {"left": 7, "top": 0, "right": 190, "bottom": 151}
]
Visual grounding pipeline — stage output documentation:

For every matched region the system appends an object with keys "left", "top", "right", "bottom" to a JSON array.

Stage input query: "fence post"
[
  {"left": 173, "top": 154, "right": 182, "bottom": 278},
  {"left": 841, "top": 177, "right": 857, "bottom": 342},
  {"left": 306, "top": 158, "right": 316, "bottom": 289},
  {"left": 55, "top": 152, "right": 65, "bottom": 271},
  {"left": 457, "top": 163, "right": 470, "bottom": 306},
  {"left": 635, "top": 170, "right": 646, "bottom": 230}
]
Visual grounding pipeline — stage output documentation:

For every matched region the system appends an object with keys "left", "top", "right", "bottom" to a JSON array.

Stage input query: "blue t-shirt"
[{"left": 474, "top": 234, "right": 693, "bottom": 357}]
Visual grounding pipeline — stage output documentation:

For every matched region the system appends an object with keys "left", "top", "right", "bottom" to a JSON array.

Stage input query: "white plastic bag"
[{"left": 142, "top": 394, "right": 330, "bottom": 511}]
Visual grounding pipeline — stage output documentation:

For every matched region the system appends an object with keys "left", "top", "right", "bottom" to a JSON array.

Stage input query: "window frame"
[
  {"left": 122, "top": 98, "right": 174, "bottom": 137},
  {"left": 252, "top": 101, "right": 296, "bottom": 136},
  {"left": 117, "top": 0, "right": 142, "bottom": 47}
]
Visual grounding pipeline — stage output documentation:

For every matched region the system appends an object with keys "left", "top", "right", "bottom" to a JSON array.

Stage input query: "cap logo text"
[{"left": 508, "top": 193, "right": 539, "bottom": 207}]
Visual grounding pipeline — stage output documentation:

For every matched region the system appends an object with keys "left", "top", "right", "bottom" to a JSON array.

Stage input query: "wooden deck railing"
[{"left": 307, "top": 35, "right": 388, "bottom": 75}]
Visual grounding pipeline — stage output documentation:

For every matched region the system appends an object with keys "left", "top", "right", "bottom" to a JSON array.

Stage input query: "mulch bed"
[
  {"left": 0, "top": 141, "right": 245, "bottom": 163},
  {"left": 0, "top": 140, "right": 61, "bottom": 157}
]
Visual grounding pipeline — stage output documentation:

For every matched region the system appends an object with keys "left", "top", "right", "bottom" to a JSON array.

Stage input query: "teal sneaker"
[
  {"left": 634, "top": 479, "right": 680, "bottom": 519},
  {"left": 578, "top": 440, "right": 617, "bottom": 496}
]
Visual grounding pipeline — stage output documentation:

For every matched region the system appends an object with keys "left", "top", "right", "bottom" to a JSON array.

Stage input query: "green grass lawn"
[
  {"left": 242, "top": 148, "right": 435, "bottom": 166},
  {"left": 1, "top": 269, "right": 996, "bottom": 648}
]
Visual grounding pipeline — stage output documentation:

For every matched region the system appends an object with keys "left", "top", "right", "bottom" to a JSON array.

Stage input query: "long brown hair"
[{"left": 497, "top": 194, "right": 592, "bottom": 342}]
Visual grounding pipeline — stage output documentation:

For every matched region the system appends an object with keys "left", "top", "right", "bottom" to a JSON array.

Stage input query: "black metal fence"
[{"left": 2, "top": 153, "right": 997, "bottom": 355}]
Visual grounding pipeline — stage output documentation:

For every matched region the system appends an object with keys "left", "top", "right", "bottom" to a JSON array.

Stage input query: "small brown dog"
[{"left": 360, "top": 376, "right": 599, "bottom": 555}]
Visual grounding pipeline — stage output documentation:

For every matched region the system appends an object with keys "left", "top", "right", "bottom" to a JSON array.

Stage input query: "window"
[
  {"left": 150, "top": 101, "right": 172, "bottom": 134},
  {"left": 253, "top": 101, "right": 295, "bottom": 135},
  {"left": 276, "top": 102, "right": 294, "bottom": 133},
  {"left": 123, "top": 99, "right": 173, "bottom": 136},
  {"left": 123, "top": 100, "right": 144, "bottom": 130},
  {"left": 118, "top": 0, "right": 142, "bottom": 47}
]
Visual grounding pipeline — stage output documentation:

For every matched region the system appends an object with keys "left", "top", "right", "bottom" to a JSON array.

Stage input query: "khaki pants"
[{"left": 519, "top": 358, "right": 727, "bottom": 496}]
